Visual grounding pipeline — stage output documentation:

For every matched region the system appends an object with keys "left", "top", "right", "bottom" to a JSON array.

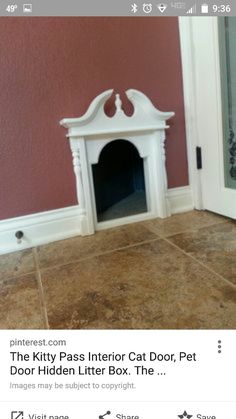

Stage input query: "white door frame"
[{"left": 178, "top": 17, "right": 225, "bottom": 211}]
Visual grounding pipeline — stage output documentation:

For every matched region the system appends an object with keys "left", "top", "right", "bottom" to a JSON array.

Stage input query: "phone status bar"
[{"left": 0, "top": 0, "right": 235, "bottom": 17}]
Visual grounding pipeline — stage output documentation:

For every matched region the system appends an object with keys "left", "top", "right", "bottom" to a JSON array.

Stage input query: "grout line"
[
  {"left": 144, "top": 219, "right": 231, "bottom": 240},
  {"left": 1, "top": 269, "right": 37, "bottom": 283},
  {"left": 163, "top": 236, "right": 236, "bottom": 291},
  {"left": 30, "top": 218, "right": 233, "bottom": 276},
  {"left": 32, "top": 248, "right": 50, "bottom": 329},
  {"left": 38, "top": 236, "right": 162, "bottom": 274}
]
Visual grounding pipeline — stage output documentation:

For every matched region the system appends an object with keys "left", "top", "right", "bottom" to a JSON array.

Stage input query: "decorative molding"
[
  {"left": 178, "top": 17, "right": 204, "bottom": 210},
  {"left": 60, "top": 89, "right": 174, "bottom": 137},
  {"left": 0, "top": 206, "right": 82, "bottom": 255},
  {"left": 167, "top": 185, "right": 194, "bottom": 214},
  {"left": 0, "top": 186, "right": 193, "bottom": 255},
  {"left": 71, "top": 144, "right": 85, "bottom": 210},
  {"left": 60, "top": 89, "right": 175, "bottom": 235}
]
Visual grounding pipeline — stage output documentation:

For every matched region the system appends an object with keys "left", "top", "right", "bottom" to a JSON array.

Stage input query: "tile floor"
[{"left": 0, "top": 210, "right": 235, "bottom": 329}]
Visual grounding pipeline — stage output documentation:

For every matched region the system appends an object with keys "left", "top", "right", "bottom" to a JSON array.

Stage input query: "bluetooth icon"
[{"left": 131, "top": 3, "right": 138, "bottom": 13}]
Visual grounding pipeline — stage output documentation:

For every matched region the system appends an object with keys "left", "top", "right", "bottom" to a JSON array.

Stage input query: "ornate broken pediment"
[{"left": 60, "top": 89, "right": 174, "bottom": 137}]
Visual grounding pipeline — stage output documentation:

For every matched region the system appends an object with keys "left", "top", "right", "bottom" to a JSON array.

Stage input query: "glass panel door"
[{"left": 219, "top": 17, "right": 236, "bottom": 189}]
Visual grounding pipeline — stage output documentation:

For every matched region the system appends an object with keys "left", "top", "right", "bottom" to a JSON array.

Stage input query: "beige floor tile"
[
  {"left": 0, "top": 273, "right": 45, "bottom": 329},
  {"left": 168, "top": 221, "right": 236, "bottom": 285},
  {"left": 0, "top": 249, "right": 36, "bottom": 281},
  {"left": 143, "top": 210, "right": 227, "bottom": 237},
  {"left": 36, "top": 222, "right": 158, "bottom": 269},
  {"left": 41, "top": 240, "right": 236, "bottom": 329}
]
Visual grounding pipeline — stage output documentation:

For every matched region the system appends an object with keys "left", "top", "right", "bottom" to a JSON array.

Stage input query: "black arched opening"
[{"left": 92, "top": 139, "right": 147, "bottom": 222}]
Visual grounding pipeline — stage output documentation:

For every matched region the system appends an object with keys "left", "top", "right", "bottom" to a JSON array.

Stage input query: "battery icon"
[{"left": 201, "top": 3, "right": 209, "bottom": 13}]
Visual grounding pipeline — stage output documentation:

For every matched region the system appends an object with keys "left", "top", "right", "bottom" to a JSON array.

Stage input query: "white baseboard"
[
  {"left": 167, "top": 185, "right": 194, "bottom": 214},
  {"left": 0, "top": 186, "right": 193, "bottom": 255},
  {"left": 0, "top": 206, "right": 82, "bottom": 255}
]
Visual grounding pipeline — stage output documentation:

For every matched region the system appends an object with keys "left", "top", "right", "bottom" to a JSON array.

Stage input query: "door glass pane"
[{"left": 219, "top": 17, "right": 236, "bottom": 189}]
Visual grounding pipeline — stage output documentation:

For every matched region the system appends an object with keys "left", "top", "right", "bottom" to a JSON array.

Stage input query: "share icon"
[{"left": 99, "top": 411, "right": 111, "bottom": 419}]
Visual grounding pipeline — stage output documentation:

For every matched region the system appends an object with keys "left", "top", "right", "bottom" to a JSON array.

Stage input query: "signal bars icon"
[{"left": 186, "top": 4, "right": 196, "bottom": 13}]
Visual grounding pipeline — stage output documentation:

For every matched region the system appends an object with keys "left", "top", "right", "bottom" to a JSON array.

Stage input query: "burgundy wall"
[{"left": 0, "top": 17, "right": 188, "bottom": 220}]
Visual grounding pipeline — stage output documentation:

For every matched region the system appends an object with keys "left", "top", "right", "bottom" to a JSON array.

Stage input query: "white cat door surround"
[{"left": 60, "top": 89, "right": 174, "bottom": 235}]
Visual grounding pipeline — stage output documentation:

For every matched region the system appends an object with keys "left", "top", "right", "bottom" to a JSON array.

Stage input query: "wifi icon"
[
  {"left": 157, "top": 3, "right": 167, "bottom": 13},
  {"left": 186, "top": 4, "right": 196, "bottom": 13}
]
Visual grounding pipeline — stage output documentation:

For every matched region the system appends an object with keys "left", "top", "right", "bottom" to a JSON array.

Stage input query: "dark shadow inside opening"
[{"left": 92, "top": 139, "right": 147, "bottom": 222}]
